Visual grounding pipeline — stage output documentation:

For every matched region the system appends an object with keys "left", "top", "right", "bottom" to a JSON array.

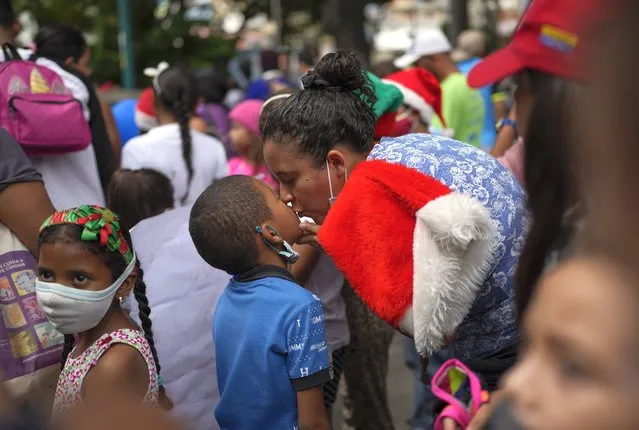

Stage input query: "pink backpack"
[{"left": 0, "top": 44, "right": 91, "bottom": 157}]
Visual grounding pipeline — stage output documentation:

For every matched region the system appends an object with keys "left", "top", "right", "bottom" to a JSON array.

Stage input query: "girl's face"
[
  {"left": 503, "top": 258, "right": 639, "bottom": 430},
  {"left": 263, "top": 141, "right": 353, "bottom": 225},
  {"left": 38, "top": 241, "right": 114, "bottom": 292},
  {"left": 229, "top": 121, "right": 257, "bottom": 156}
]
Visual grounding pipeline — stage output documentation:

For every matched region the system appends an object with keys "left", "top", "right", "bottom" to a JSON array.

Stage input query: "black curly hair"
[
  {"left": 155, "top": 65, "right": 198, "bottom": 204},
  {"left": 261, "top": 50, "right": 377, "bottom": 166},
  {"left": 189, "top": 175, "right": 272, "bottom": 275},
  {"left": 39, "top": 224, "right": 164, "bottom": 396}
]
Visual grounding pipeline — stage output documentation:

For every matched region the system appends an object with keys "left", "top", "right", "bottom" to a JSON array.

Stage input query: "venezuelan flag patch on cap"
[{"left": 540, "top": 24, "right": 578, "bottom": 53}]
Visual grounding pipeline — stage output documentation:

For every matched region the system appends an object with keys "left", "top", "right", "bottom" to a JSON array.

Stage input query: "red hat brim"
[{"left": 467, "top": 44, "right": 524, "bottom": 88}]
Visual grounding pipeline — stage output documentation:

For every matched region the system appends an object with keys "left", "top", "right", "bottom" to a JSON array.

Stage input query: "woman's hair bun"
[
  {"left": 304, "top": 50, "right": 364, "bottom": 87},
  {"left": 301, "top": 72, "right": 332, "bottom": 90},
  {"left": 303, "top": 50, "right": 376, "bottom": 106}
]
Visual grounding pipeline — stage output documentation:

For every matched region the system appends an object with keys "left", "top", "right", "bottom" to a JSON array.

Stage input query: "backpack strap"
[{"left": 2, "top": 43, "right": 22, "bottom": 61}]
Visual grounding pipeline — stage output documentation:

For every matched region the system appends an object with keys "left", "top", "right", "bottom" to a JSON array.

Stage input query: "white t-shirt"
[
  {"left": 129, "top": 207, "right": 228, "bottom": 430},
  {"left": 122, "top": 124, "right": 228, "bottom": 206},
  {"left": 28, "top": 57, "right": 104, "bottom": 210}
]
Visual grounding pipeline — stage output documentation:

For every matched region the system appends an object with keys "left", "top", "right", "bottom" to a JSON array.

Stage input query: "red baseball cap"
[{"left": 468, "top": 0, "right": 605, "bottom": 88}]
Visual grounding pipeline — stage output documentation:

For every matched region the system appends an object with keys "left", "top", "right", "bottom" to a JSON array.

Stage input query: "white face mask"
[
  {"left": 36, "top": 255, "right": 137, "bottom": 335},
  {"left": 326, "top": 159, "right": 348, "bottom": 207}
]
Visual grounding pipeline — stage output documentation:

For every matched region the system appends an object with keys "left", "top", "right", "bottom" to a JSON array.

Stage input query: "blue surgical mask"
[{"left": 256, "top": 225, "right": 300, "bottom": 264}]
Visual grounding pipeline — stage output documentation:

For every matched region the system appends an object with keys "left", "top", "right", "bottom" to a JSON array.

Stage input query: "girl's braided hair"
[{"left": 155, "top": 66, "right": 198, "bottom": 204}]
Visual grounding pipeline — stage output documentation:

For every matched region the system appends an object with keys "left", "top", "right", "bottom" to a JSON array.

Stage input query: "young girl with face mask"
[{"left": 35, "top": 205, "right": 171, "bottom": 414}]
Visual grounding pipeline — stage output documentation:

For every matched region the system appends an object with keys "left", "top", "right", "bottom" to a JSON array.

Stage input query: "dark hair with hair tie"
[
  {"left": 262, "top": 50, "right": 377, "bottom": 166},
  {"left": 301, "top": 72, "right": 331, "bottom": 90}
]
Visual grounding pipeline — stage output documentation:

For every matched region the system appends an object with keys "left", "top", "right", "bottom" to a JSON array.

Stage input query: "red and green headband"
[{"left": 39, "top": 205, "right": 134, "bottom": 265}]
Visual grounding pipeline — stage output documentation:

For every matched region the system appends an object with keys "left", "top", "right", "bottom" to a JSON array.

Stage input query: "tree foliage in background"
[
  {"left": 15, "top": 0, "right": 236, "bottom": 86},
  {"left": 245, "top": 0, "right": 389, "bottom": 60}
]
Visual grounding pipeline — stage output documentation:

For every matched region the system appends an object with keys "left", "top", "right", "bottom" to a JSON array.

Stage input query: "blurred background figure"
[
  {"left": 107, "top": 168, "right": 174, "bottom": 230},
  {"left": 452, "top": 29, "right": 498, "bottom": 151},
  {"left": 394, "top": 28, "right": 485, "bottom": 147},
  {"left": 194, "top": 68, "right": 231, "bottom": 150},
  {"left": 121, "top": 65, "right": 228, "bottom": 207}
]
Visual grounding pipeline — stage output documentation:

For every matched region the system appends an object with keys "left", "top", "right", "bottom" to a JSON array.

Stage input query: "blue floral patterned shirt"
[{"left": 369, "top": 134, "right": 527, "bottom": 360}]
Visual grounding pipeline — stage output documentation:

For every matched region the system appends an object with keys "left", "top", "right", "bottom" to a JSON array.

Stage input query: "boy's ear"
[
  {"left": 117, "top": 274, "right": 137, "bottom": 299},
  {"left": 259, "top": 223, "right": 283, "bottom": 246}
]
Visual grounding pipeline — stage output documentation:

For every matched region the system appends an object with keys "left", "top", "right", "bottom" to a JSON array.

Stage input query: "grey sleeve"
[{"left": 0, "top": 128, "right": 42, "bottom": 193}]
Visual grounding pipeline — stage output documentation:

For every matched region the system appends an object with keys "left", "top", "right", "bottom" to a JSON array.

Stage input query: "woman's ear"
[
  {"left": 259, "top": 223, "right": 283, "bottom": 246},
  {"left": 64, "top": 57, "right": 75, "bottom": 67},
  {"left": 326, "top": 149, "right": 348, "bottom": 178},
  {"left": 117, "top": 274, "right": 137, "bottom": 300}
]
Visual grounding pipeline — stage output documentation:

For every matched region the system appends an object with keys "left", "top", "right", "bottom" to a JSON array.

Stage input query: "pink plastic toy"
[{"left": 432, "top": 359, "right": 489, "bottom": 430}]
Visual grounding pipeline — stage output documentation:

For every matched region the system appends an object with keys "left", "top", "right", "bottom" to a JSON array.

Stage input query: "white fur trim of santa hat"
[
  {"left": 383, "top": 79, "right": 434, "bottom": 124},
  {"left": 411, "top": 191, "right": 496, "bottom": 356},
  {"left": 134, "top": 110, "right": 159, "bottom": 132}
]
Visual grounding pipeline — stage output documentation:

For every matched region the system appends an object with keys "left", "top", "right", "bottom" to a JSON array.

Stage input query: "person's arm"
[
  {"left": 490, "top": 106, "right": 517, "bottom": 158},
  {"left": 0, "top": 182, "right": 55, "bottom": 256},
  {"left": 82, "top": 344, "right": 151, "bottom": 405},
  {"left": 98, "top": 96, "right": 122, "bottom": 165},
  {"left": 0, "top": 130, "right": 55, "bottom": 256},
  {"left": 297, "top": 387, "right": 332, "bottom": 430},
  {"left": 291, "top": 244, "right": 321, "bottom": 286},
  {"left": 287, "top": 301, "right": 331, "bottom": 429}
]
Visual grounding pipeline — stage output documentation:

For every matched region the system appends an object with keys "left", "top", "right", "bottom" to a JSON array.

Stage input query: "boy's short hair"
[{"left": 189, "top": 176, "right": 272, "bottom": 275}]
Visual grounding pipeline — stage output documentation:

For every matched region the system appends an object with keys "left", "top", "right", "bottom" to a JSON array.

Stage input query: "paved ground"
[{"left": 333, "top": 334, "right": 414, "bottom": 429}]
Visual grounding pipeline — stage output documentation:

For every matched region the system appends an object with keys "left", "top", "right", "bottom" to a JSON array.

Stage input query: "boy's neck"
[{"left": 257, "top": 253, "right": 289, "bottom": 271}]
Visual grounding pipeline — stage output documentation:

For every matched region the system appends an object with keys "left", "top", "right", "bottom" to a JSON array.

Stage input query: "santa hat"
[
  {"left": 384, "top": 69, "right": 445, "bottom": 126},
  {"left": 364, "top": 71, "right": 405, "bottom": 139},
  {"left": 135, "top": 87, "right": 159, "bottom": 132},
  {"left": 318, "top": 160, "right": 496, "bottom": 355}
]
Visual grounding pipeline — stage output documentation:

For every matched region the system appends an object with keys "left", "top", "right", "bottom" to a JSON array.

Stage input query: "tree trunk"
[
  {"left": 450, "top": 0, "right": 469, "bottom": 45},
  {"left": 323, "top": 0, "right": 371, "bottom": 63}
]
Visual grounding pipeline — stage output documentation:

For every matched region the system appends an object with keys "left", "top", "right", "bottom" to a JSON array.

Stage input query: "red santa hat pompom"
[
  {"left": 384, "top": 69, "right": 446, "bottom": 127},
  {"left": 135, "top": 87, "right": 159, "bottom": 132},
  {"left": 318, "top": 160, "right": 496, "bottom": 355}
]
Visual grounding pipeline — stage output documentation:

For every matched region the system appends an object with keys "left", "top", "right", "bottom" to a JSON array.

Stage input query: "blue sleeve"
[{"left": 286, "top": 297, "right": 330, "bottom": 390}]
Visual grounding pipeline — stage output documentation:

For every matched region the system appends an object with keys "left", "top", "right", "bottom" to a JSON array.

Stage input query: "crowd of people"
[{"left": 2, "top": 0, "right": 639, "bottom": 429}]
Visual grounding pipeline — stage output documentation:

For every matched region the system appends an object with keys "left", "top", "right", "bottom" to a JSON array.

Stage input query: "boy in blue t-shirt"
[{"left": 189, "top": 175, "right": 331, "bottom": 430}]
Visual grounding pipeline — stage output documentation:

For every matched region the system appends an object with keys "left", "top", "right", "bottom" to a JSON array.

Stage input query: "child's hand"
[{"left": 297, "top": 222, "right": 322, "bottom": 249}]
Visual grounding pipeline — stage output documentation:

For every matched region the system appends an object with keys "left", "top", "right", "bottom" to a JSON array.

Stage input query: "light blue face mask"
[
  {"left": 35, "top": 255, "right": 137, "bottom": 334},
  {"left": 255, "top": 225, "right": 300, "bottom": 264}
]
